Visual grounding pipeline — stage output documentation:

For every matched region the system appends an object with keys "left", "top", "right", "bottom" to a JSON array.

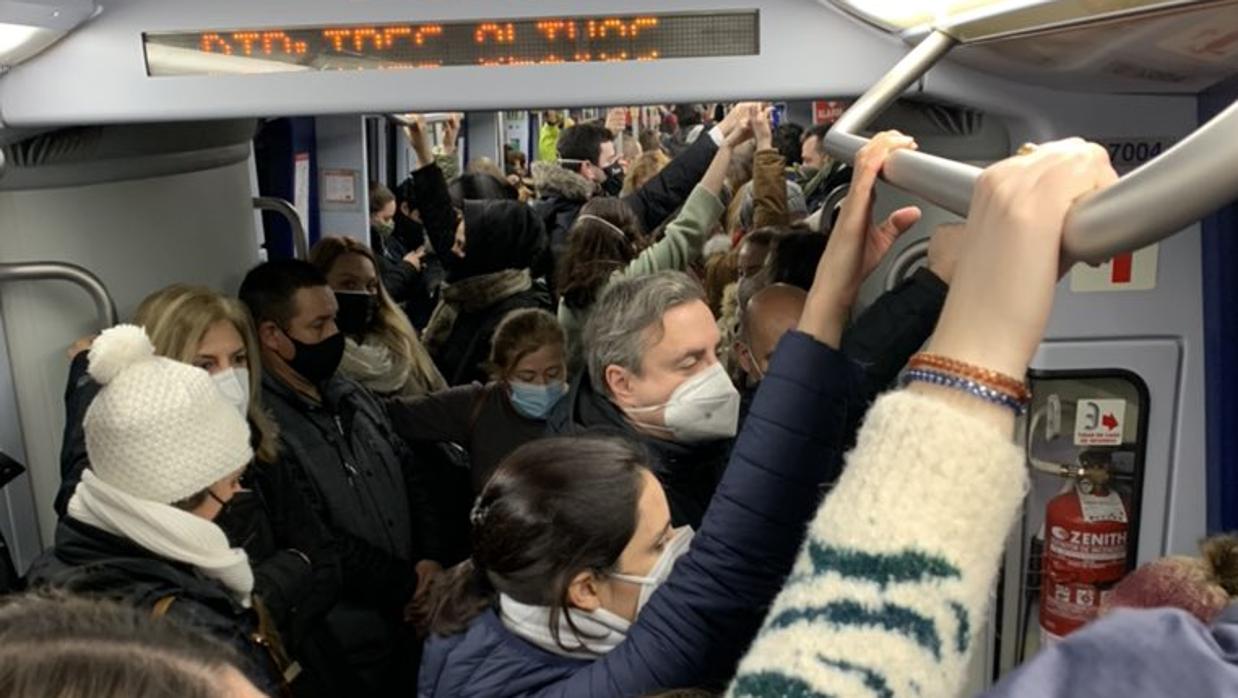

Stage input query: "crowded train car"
[{"left": 0, "top": 0, "right": 1236, "bottom": 695}]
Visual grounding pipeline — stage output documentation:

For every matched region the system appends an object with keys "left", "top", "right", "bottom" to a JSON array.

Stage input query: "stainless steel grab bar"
[
  {"left": 0, "top": 262, "right": 118, "bottom": 330},
  {"left": 824, "top": 29, "right": 1238, "bottom": 265},
  {"left": 253, "top": 197, "right": 308, "bottom": 260}
]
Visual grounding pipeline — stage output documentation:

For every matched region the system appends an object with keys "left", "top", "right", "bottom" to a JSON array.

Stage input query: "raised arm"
[
  {"left": 729, "top": 138, "right": 1119, "bottom": 698},
  {"left": 750, "top": 106, "right": 790, "bottom": 231},
  {"left": 621, "top": 102, "right": 760, "bottom": 234},
  {"left": 406, "top": 115, "right": 462, "bottom": 262},
  {"left": 541, "top": 133, "right": 920, "bottom": 698},
  {"left": 621, "top": 107, "right": 754, "bottom": 279}
]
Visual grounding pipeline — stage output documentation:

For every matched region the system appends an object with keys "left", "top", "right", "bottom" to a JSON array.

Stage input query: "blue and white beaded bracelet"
[{"left": 899, "top": 368, "right": 1028, "bottom": 416}]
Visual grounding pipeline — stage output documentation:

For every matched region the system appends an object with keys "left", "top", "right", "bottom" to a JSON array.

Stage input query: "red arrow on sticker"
[{"left": 1102, "top": 413, "right": 1119, "bottom": 431}]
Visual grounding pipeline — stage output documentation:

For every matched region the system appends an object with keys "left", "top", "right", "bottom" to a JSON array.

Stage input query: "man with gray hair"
[{"left": 547, "top": 270, "right": 739, "bottom": 528}]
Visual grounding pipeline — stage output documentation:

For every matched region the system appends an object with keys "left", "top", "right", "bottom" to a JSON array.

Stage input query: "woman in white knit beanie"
[{"left": 27, "top": 324, "right": 284, "bottom": 695}]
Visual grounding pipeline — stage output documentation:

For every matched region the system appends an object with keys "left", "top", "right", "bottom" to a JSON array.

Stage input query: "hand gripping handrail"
[
  {"left": 0, "top": 262, "right": 118, "bottom": 330},
  {"left": 253, "top": 197, "right": 308, "bottom": 260},
  {"left": 824, "top": 29, "right": 1238, "bottom": 265}
]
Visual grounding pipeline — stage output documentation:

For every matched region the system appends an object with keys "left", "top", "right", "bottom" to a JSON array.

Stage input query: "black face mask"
[
  {"left": 334, "top": 291, "right": 378, "bottom": 337},
  {"left": 210, "top": 489, "right": 262, "bottom": 552},
  {"left": 282, "top": 328, "right": 345, "bottom": 384},
  {"left": 599, "top": 163, "right": 625, "bottom": 197}
]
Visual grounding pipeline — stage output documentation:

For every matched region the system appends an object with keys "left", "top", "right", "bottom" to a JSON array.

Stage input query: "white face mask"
[
  {"left": 611, "top": 526, "right": 695, "bottom": 615},
  {"left": 212, "top": 367, "right": 250, "bottom": 418},
  {"left": 627, "top": 363, "right": 741, "bottom": 443}
]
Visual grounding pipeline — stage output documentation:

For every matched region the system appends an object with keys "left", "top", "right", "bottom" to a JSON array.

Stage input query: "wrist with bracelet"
[{"left": 900, "top": 353, "right": 1031, "bottom": 415}]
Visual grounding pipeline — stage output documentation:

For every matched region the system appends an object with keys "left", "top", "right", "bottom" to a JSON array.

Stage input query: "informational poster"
[
  {"left": 293, "top": 153, "right": 311, "bottom": 227},
  {"left": 1074, "top": 398, "right": 1126, "bottom": 446},
  {"left": 813, "top": 100, "right": 850, "bottom": 125},
  {"left": 322, "top": 168, "right": 358, "bottom": 205}
]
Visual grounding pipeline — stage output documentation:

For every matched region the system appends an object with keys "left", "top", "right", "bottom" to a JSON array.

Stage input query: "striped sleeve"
[{"left": 729, "top": 390, "right": 1028, "bottom": 698}]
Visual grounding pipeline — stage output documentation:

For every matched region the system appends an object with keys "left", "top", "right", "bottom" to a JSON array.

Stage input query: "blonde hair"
[
  {"left": 622, "top": 150, "right": 670, "bottom": 196},
  {"left": 132, "top": 284, "right": 279, "bottom": 463},
  {"left": 308, "top": 237, "right": 446, "bottom": 394}
]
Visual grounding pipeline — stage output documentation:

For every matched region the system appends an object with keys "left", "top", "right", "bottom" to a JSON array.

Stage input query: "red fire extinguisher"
[{"left": 1040, "top": 470, "right": 1129, "bottom": 646}]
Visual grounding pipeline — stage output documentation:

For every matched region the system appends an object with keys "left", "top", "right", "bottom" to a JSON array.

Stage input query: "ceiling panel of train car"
[
  {"left": 0, "top": 0, "right": 909, "bottom": 126},
  {"left": 830, "top": 0, "right": 1238, "bottom": 93}
]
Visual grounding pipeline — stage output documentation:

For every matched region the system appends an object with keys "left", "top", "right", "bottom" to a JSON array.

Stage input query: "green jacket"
[{"left": 559, "top": 183, "right": 724, "bottom": 374}]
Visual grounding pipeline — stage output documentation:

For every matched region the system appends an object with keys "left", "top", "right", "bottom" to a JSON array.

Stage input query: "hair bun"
[{"left": 87, "top": 324, "right": 156, "bottom": 385}]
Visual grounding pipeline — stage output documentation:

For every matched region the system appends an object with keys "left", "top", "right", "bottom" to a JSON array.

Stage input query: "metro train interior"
[{"left": 0, "top": 0, "right": 1236, "bottom": 695}]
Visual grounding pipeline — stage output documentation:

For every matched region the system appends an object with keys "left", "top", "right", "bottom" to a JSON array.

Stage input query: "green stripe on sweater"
[
  {"left": 732, "top": 672, "right": 835, "bottom": 698},
  {"left": 815, "top": 655, "right": 894, "bottom": 698},
  {"left": 805, "top": 542, "right": 960, "bottom": 589},
  {"left": 767, "top": 600, "right": 943, "bottom": 660}
]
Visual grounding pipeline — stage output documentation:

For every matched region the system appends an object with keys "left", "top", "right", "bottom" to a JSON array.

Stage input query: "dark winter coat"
[
  {"left": 530, "top": 132, "right": 720, "bottom": 258},
  {"left": 26, "top": 517, "right": 284, "bottom": 695},
  {"left": 53, "top": 353, "right": 338, "bottom": 643},
  {"left": 545, "top": 372, "right": 730, "bottom": 530},
  {"left": 420, "top": 331, "right": 865, "bottom": 697}
]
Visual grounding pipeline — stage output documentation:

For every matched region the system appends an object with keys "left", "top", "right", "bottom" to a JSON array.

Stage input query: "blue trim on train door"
[
  {"left": 1201, "top": 81, "right": 1238, "bottom": 533},
  {"left": 254, "top": 117, "right": 320, "bottom": 258}
]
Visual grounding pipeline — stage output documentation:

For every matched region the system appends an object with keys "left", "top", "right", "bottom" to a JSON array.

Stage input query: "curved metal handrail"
[
  {"left": 884, "top": 238, "right": 931, "bottom": 292},
  {"left": 253, "top": 196, "right": 308, "bottom": 260},
  {"left": 0, "top": 262, "right": 118, "bottom": 330},
  {"left": 824, "top": 29, "right": 1238, "bottom": 265}
]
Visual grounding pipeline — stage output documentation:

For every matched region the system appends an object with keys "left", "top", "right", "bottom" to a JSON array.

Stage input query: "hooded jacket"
[
  {"left": 413, "top": 190, "right": 555, "bottom": 385},
  {"left": 421, "top": 331, "right": 865, "bottom": 697},
  {"left": 545, "top": 366, "right": 732, "bottom": 530},
  {"left": 531, "top": 132, "right": 721, "bottom": 258}
]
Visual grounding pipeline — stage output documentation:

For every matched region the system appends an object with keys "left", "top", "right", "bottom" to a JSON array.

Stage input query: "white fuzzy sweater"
[{"left": 729, "top": 390, "right": 1028, "bottom": 698}]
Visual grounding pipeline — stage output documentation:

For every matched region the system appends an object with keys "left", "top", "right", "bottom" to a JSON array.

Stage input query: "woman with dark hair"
[
  {"left": 418, "top": 133, "right": 925, "bottom": 698},
  {"left": 556, "top": 112, "right": 754, "bottom": 374}
]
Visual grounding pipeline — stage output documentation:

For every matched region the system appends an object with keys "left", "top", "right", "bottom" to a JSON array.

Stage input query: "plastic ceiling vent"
[{"left": 4, "top": 126, "right": 102, "bottom": 167}]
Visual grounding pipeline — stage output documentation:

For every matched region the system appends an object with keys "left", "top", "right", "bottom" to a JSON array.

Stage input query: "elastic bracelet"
[
  {"left": 900, "top": 368, "right": 1028, "bottom": 416},
  {"left": 908, "top": 353, "right": 1031, "bottom": 402}
]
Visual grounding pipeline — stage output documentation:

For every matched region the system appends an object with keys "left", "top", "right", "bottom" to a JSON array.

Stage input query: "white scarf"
[
  {"left": 68, "top": 470, "right": 254, "bottom": 607},
  {"left": 499, "top": 593, "right": 630, "bottom": 659}
]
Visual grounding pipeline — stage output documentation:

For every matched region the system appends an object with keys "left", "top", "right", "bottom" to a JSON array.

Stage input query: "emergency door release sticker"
[
  {"left": 1074, "top": 399, "right": 1126, "bottom": 447},
  {"left": 1069, "top": 244, "right": 1158, "bottom": 293}
]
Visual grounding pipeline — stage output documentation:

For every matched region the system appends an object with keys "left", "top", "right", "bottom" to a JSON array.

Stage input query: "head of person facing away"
[
  {"left": 486, "top": 309, "right": 567, "bottom": 421},
  {"left": 131, "top": 284, "right": 277, "bottom": 463},
  {"left": 735, "top": 283, "right": 806, "bottom": 387},
  {"left": 239, "top": 259, "right": 343, "bottom": 397},
  {"left": 556, "top": 122, "right": 624, "bottom": 196},
  {"left": 449, "top": 171, "right": 518, "bottom": 209},
  {"left": 622, "top": 150, "right": 670, "bottom": 196},
  {"left": 369, "top": 181, "right": 397, "bottom": 237},
  {"left": 582, "top": 271, "right": 741, "bottom": 444},
  {"left": 557, "top": 197, "right": 646, "bottom": 311},
  {"left": 1101, "top": 533, "right": 1238, "bottom": 626},
  {"left": 0, "top": 593, "right": 265, "bottom": 698},
  {"left": 429, "top": 436, "right": 692, "bottom": 654},
  {"left": 308, "top": 236, "right": 444, "bottom": 396}
]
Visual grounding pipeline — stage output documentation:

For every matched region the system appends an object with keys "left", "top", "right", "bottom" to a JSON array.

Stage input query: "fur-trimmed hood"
[{"left": 531, "top": 161, "right": 595, "bottom": 203}]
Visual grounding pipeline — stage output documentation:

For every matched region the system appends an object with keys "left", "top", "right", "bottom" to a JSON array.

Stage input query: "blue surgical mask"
[{"left": 509, "top": 381, "right": 566, "bottom": 420}]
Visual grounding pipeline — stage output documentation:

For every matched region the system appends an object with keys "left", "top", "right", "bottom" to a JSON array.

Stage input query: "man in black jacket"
[
  {"left": 547, "top": 271, "right": 736, "bottom": 529},
  {"left": 531, "top": 104, "right": 759, "bottom": 258},
  {"left": 240, "top": 260, "right": 444, "bottom": 695}
]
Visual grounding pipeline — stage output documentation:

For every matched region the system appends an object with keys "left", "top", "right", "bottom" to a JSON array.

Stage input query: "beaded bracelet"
[
  {"left": 908, "top": 353, "right": 1031, "bottom": 403},
  {"left": 900, "top": 368, "right": 1028, "bottom": 415}
]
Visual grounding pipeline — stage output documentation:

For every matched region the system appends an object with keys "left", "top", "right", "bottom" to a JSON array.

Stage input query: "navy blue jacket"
[{"left": 419, "top": 331, "right": 865, "bottom": 697}]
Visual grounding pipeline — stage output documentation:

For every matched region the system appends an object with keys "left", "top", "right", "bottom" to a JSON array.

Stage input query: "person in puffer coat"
[{"left": 415, "top": 131, "right": 926, "bottom": 698}]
